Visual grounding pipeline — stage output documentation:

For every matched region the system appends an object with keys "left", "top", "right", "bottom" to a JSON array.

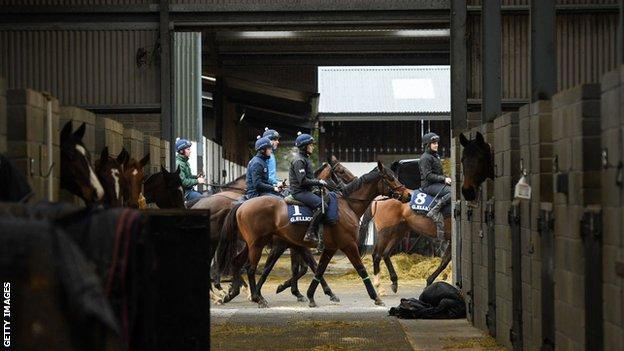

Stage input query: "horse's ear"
[
  {"left": 100, "top": 147, "right": 109, "bottom": 161},
  {"left": 459, "top": 133, "right": 469, "bottom": 147},
  {"left": 74, "top": 122, "right": 86, "bottom": 140},
  {"left": 160, "top": 165, "right": 168, "bottom": 174},
  {"left": 139, "top": 153, "right": 150, "bottom": 168},
  {"left": 117, "top": 148, "right": 129, "bottom": 166},
  {"left": 377, "top": 160, "right": 385, "bottom": 173},
  {"left": 61, "top": 120, "right": 73, "bottom": 142},
  {"left": 475, "top": 132, "right": 485, "bottom": 145}
]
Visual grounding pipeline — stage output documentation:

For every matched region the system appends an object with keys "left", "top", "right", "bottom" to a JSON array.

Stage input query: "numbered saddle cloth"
[
  {"left": 287, "top": 192, "right": 339, "bottom": 225},
  {"left": 410, "top": 190, "right": 451, "bottom": 217}
]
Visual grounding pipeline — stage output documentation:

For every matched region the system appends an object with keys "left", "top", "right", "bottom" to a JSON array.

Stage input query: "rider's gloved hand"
[{"left": 318, "top": 179, "right": 328, "bottom": 187}]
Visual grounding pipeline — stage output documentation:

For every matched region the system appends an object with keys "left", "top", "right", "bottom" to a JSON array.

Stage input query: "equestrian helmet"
[
  {"left": 262, "top": 127, "right": 280, "bottom": 140},
  {"left": 295, "top": 132, "right": 315, "bottom": 148},
  {"left": 175, "top": 138, "right": 192, "bottom": 152},
  {"left": 422, "top": 132, "right": 440, "bottom": 146},
  {"left": 255, "top": 136, "right": 273, "bottom": 151}
]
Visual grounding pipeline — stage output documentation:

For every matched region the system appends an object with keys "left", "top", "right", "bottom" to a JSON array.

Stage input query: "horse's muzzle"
[{"left": 462, "top": 187, "right": 477, "bottom": 201}]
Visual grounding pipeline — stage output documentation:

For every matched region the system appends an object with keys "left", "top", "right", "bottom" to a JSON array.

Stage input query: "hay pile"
[
  {"left": 440, "top": 336, "right": 505, "bottom": 350},
  {"left": 340, "top": 253, "right": 452, "bottom": 282}
]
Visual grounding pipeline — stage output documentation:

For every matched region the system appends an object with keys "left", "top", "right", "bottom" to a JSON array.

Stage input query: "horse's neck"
[{"left": 345, "top": 182, "right": 379, "bottom": 218}]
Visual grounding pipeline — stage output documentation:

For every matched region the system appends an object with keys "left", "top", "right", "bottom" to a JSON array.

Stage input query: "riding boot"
[
  {"left": 426, "top": 193, "right": 451, "bottom": 241},
  {"left": 304, "top": 208, "right": 324, "bottom": 244}
]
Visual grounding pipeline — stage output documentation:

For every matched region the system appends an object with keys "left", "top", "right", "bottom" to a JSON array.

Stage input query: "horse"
[
  {"left": 357, "top": 131, "right": 494, "bottom": 291},
  {"left": 94, "top": 147, "right": 129, "bottom": 208},
  {"left": 215, "top": 161, "right": 411, "bottom": 308},
  {"left": 142, "top": 166, "right": 185, "bottom": 209},
  {"left": 458, "top": 132, "right": 494, "bottom": 201},
  {"left": 0, "top": 153, "right": 33, "bottom": 202},
  {"left": 60, "top": 120, "right": 105, "bottom": 206},
  {"left": 121, "top": 154, "right": 150, "bottom": 208},
  {"left": 209, "top": 160, "right": 356, "bottom": 303}
]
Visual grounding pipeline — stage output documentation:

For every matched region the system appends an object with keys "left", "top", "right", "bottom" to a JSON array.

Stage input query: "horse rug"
[
  {"left": 388, "top": 282, "right": 466, "bottom": 319},
  {"left": 287, "top": 192, "right": 339, "bottom": 225},
  {"left": 410, "top": 190, "right": 451, "bottom": 217}
]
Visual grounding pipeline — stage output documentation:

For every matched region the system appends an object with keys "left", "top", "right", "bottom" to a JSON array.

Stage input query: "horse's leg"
[
  {"left": 218, "top": 246, "right": 248, "bottom": 304},
  {"left": 288, "top": 250, "right": 308, "bottom": 302},
  {"left": 305, "top": 248, "right": 336, "bottom": 308},
  {"left": 254, "top": 243, "right": 288, "bottom": 306},
  {"left": 298, "top": 246, "right": 339, "bottom": 302},
  {"left": 426, "top": 240, "right": 452, "bottom": 286},
  {"left": 275, "top": 254, "right": 307, "bottom": 296},
  {"left": 381, "top": 235, "right": 402, "bottom": 294},
  {"left": 372, "top": 248, "right": 382, "bottom": 289},
  {"left": 341, "top": 243, "right": 384, "bottom": 306},
  {"left": 246, "top": 242, "right": 269, "bottom": 308}
]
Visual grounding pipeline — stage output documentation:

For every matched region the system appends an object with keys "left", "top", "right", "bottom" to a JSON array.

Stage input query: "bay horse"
[
  {"left": 215, "top": 161, "right": 411, "bottom": 308},
  {"left": 142, "top": 166, "right": 185, "bottom": 209},
  {"left": 94, "top": 147, "right": 129, "bottom": 208},
  {"left": 121, "top": 154, "right": 150, "bottom": 208},
  {"left": 357, "top": 131, "right": 494, "bottom": 291},
  {"left": 210, "top": 160, "right": 356, "bottom": 303},
  {"left": 60, "top": 120, "right": 105, "bottom": 205}
]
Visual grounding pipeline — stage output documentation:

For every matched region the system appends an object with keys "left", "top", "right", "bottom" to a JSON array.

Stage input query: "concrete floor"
[{"left": 210, "top": 255, "right": 504, "bottom": 351}]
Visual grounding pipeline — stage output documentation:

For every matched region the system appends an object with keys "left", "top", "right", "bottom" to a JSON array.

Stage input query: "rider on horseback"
[
  {"left": 175, "top": 138, "right": 206, "bottom": 201},
  {"left": 245, "top": 136, "right": 283, "bottom": 199},
  {"left": 262, "top": 127, "right": 284, "bottom": 188},
  {"left": 420, "top": 132, "right": 451, "bottom": 242},
  {"left": 289, "top": 132, "right": 328, "bottom": 245}
]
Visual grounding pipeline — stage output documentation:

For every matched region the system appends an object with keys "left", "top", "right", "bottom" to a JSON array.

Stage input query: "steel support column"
[
  {"left": 160, "top": 0, "right": 174, "bottom": 170},
  {"left": 531, "top": 0, "right": 556, "bottom": 101},
  {"left": 620, "top": 0, "right": 624, "bottom": 64},
  {"left": 481, "top": 0, "right": 501, "bottom": 124},
  {"left": 451, "top": 0, "right": 467, "bottom": 134}
]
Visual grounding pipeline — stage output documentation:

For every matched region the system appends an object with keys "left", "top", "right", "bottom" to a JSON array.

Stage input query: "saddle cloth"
[
  {"left": 286, "top": 192, "right": 339, "bottom": 224},
  {"left": 410, "top": 189, "right": 451, "bottom": 217}
]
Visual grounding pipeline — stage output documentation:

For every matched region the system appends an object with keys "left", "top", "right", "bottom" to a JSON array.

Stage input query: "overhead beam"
[
  {"left": 467, "top": 3, "right": 619, "bottom": 14},
  {"left": 450, "top": 0, "right": 467, "bottom": 134},
  {"left": 224, "top": 77, "right": 316, "bottom": 103},
  {"left": 531, "top": 0, "right": 556, "bottom": 101}
]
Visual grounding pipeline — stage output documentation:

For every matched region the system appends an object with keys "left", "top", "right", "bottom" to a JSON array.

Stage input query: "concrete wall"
[
  {"left": 143, "top": 135, "right": 161, "bottom": 175},
  {"left": 123, "top": 128, "right": 145, "bottom": 162},
  {"left": 161, "top": 139, "right": 170, "bottom": 171},
  {"left": 95, "top": 117, "right": 124, "bottom": 158},
  {"left": 600, "top": 67, "right": 624, "bottom": 351}
]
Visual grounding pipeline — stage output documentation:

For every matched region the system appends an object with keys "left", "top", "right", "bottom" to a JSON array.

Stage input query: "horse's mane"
[
  {"left": 143, "top": 172, "right": 160, "bottom": 185},
  {"left": 313, "top": 163, "right": 329, "bottom": 177},
  {"left": 342, "top": 167, "right": 381, "bottom": 197}
]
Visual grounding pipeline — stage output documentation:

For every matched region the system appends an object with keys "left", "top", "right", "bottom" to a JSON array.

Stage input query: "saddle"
[
  {"left": 410, "top": 189, "right": 451, "bottom": 218},
  {"left": 284, "top": 195, "right": 305, "bottom": 206},
  {"left": 285, "top": 193, "right": 339, "bottom": 225}
]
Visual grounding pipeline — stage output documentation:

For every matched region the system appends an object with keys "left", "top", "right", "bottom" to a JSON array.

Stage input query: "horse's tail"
[
  {"left": 215, "top": 202, "right": 242, "bottom": 278},
  {"left": 358, "top": 203, "right": 375, "bottom": 257}
]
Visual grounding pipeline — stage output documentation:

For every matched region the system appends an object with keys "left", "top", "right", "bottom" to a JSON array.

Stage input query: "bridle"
[{"left": 380, "top": 174, "right": 408, "bottom": 201}]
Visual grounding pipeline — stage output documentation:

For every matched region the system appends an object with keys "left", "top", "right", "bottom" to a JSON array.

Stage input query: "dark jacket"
[
  {"left": 289, "top": 151, "right": 322, "bottom": 194},
  {"left": 175, "top": 153, "right": 198, "bottom": 190},
  {"left": 246, "top": 153, "right": 276, "bottom": 198},
  {"left": 419, "top": 149, "right": 445, "bottom": 189}
]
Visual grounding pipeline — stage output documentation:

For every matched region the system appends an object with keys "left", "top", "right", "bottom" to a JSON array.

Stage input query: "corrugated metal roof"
[{"left": 318, "top": 66, "right": 450, "bottom": 114}]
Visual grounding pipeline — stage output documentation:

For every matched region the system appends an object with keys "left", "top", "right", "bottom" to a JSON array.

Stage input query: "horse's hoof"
[
  {"left": 309, "top": 300, "right": 317, "bottom": 308},
  {"left": 258, "top": 299, "right": 269, "bottom": 308},
  {"left": 296, "top": 295, "right": 308, "bottom": 303},
  {"left": 391, "top": 283, "right": 398, "bottom": 294},
  {"left": 374, "top": 298, "right": 385, "bottom": 306},
  {"left": 329, "top": 295, "right": 340, "bottom": 303},
  {"left": 276, "top": 284, "right": 287, "bottom": 294},
  {"left": 215, "top": 298, "right": 224, "bottom": 305}
]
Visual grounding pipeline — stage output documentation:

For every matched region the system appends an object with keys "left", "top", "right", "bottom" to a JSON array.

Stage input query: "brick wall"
[
  {"left": 0, "top": 77, "right": 6, "bottom": 153},
  {"left": 600, "top": 67, "right": 624, "bottom": 351},
  {"left": 161, "top": 139, "right": 170, "bottom": 170},
  {"left": 518, "top": 100, "right": 553, "bottom": 350},
  {"left": 6, "top": 89, "right": 60, "bottom": 202},
  {"left": 552, "top": 83, "right": 602, "bottom": 350},
  {"left": 99, "top": 113, "right": 161, "bottom": 138},
  {"left": 95, "top": 117, "right": 124, "bottom": 157},
  {"left": 123, "top": 128, "right": 144, "bottom": 162}
]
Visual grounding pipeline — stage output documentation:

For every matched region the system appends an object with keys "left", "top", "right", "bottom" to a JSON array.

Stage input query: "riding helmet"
[
  {"left": 422, "top": 132, "right": 440, "bottom": 146},
  {"left": 262, "top": 127, "right": 280, "bottom": 140},
  {"left": 175, "top": 138, "right": 192, "bottom": 152},
  {"left": 295, "top": 132, "right": 314, "bottom": 148},
  {"left": 255, "top": 136, "right": 273, "bottom": 151}
]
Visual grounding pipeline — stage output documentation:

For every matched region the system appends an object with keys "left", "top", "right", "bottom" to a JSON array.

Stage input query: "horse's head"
[
  {"left": 123, "top": 154, "right": 150, "bottom": 208},
  {"left": 60, "top": 120, "right": 105, "bottom": 205},
  {"left": 331, "top": 160, "right": 357, "bottom": 185},
  {"left": 143, "top": 166, "right": 185, "bottom": 208},
  {"left": 459, "top": 132, "right": 494, "bottom": 201},
  {"left": 376, "top": 160, "right": 411, "bottom": 203},
  {"left": 95, "top": 147, "right": 129, "bottom": 208}
]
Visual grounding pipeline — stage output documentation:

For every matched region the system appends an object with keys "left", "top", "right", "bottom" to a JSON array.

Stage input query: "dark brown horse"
[
  {"left": 216, "top": 161, "right": 411, "bottom": 308},
  {"left": 142, "top": 166, "right": 185, "bottom": 208},
  {"left": 94, "top": 147, "right": 129, "bottom": 208},
  {"left": 357, "top": 131, "right": 494, "bottom": 291},
  {"left": 60, "top": 120, "right": 105, "bottom": 205}
]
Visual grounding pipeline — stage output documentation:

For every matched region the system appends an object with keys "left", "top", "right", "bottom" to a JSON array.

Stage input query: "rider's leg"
[
  {"left": 292, "top": 191, "right": 323, "bottom": 243},
  {"left": 185, "top": 189, "right": 203, "bottom": 201},
  {"left": 424, "top": 184, "right": 451, "bottom": 240}
]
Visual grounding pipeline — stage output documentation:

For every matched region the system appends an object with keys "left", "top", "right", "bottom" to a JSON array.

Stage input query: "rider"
[
  {"left": 419, "top": 132, "right": 452, "bottom": 241},
  {"left": 175, "top": 138, "right": 206, "bottom": 201},
  {"left": 289, "top": 132, "right": 328, "bottom": 244},
  {"left": 262, "top": 127, "right": 284, "bottom": 188},
  {"left": 245, "top": 136, "right": 282, "bottom": 199}
]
